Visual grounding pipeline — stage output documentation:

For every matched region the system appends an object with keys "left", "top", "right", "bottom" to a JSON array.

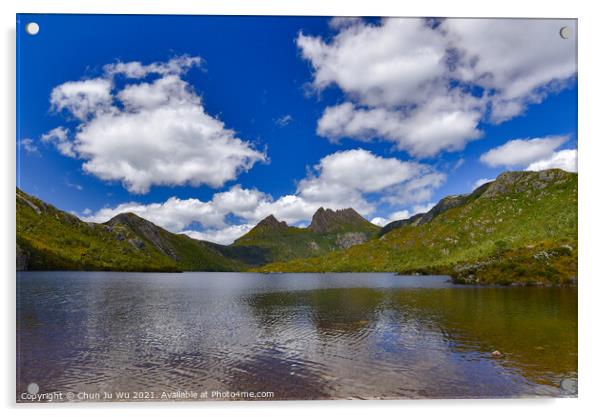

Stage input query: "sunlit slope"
[
  {"left": 258, "top": 170, "right": 577, "bottom": 285},
  {"left": 17, "top": 188, "right": 249, "bottom": 272}
]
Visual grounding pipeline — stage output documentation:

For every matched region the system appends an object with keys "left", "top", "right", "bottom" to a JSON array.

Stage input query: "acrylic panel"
[{"left": 16, "top": 14, "right": 578, "bottom": 402}]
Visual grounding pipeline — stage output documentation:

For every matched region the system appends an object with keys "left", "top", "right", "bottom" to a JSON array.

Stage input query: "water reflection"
[{"left": 17, "top": 272, "right": 576, "bottom": 400}]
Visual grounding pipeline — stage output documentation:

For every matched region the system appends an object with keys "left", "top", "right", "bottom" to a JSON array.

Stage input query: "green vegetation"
[
  {"left": 448, "top": 241, "right": 577, "bottom": 285},
  {"left": 232, "top": 208, "right": 380, "bottom": 264},
  {"left": 257, "top": 170, "right": 578, "bottom": 286},
  {"left": 17, "top": 188, "right": 249, "bottom": 272},
  {"left": 17, "top": 169, "right": 578, "bottom": 285}
]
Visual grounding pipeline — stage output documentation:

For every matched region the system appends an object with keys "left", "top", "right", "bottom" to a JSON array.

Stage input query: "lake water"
[{"left": 17, "top": 272, "right": 577, "bottom": 401}]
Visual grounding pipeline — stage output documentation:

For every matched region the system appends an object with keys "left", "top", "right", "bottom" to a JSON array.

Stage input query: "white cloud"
[
  {"left": 472, "top": 178, "right": 494, "bottom": 190},
  {"left": 526, "top": 149, "right": 577, "bottom": 173},
  {"left": 411, "top": 202, "right": 436, "bottom": 214},
  {"left": 50, "top": 78, "right": 113, "bottom": 121},
  {"left": 45, "top": 56, "right": 265, "bottom": 194},
  {"left": 370, "top": 218, "right": 387, "bottom": 227},
  {"left": 103, "top": 55, "right": 202, "bottom": 79},
  {"left": 83, "top": 186, "right": 263, "bottom": 231},
  {"left": 370, "top": 201, "right": 436, "bottom": 227},
  {"left": 82, "top": 149, "right": 444, "bottom": 244},
  {"left": 480, "top": 135, "right": 568, "bottom": 168},
  {"left": 298, "top": 18, "right": 576, "bottom": 157},
  {"left": 298, "top": 18, "right": 448, "bottom": 108},
  {"left": 442, "top": 19, "right": 577, "bottom": 122},
  {"left": 76, "top": 94, "right": 265, "bottom": 194},
  {"left": 371, "top": 210, "right": 410, "bottom": 227},
  {"left": 181, "top": 224, "right": 254, "bottom": 246},
  {"left": 328, "top": 17, "right": 363, "bottom": 30},
  {"left": 18, "top": 138, "right": 39, "bottom": 156},
  {"left": 300, "top": 149, "right": 428, "bottom": 195},
  {"left": 381, "top": 172, "right": 446, "bottom": 206},
  {"left": 40, "top": 127, "right": 75, "bottom": 157},
  {"left": 82, "top": 188, "right": 319, "bottom": 243},
  {"left": 317, "top": 96, "right": 483, "bottom": 158},
  {"left": 297, "top": 149, "right": 444, "bottom": 211},
  {"left": 116, "top": 75, "right": 196, "bottom": 111}
]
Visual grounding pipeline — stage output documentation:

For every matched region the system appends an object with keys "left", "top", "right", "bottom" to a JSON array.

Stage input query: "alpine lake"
[{"left": 17, "top": 272, "right": 577, "bottom": 401}]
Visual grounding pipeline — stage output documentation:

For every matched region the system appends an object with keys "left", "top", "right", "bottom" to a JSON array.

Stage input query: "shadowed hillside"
[{"left": 17, "top": 189, "right": 249, "bottom": 272}]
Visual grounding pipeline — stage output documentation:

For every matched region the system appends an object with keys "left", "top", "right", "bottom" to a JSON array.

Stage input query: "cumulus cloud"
[
  {"left": 83, "top": 186, "right": 263, "bottom": 231},
  {"left": 298, "top": 18, "right": 576, "bottom": 157},
  {"left": 297, "top": 149, "right": 444, "bottom": 212},
  {"left": 317, "top": 97, "right": 483, "bottom": 158},
  {"left": 82, "top": 149, "right": 444, "bottom": 244},
  {"left": 442, "top": 19, "right": 577, "bottom": 122},
  {"left": 45, "top": 56, "right": 265, "bottom": 194},
  {"left": 298, "top": 18, "right": 447, "bottom": 108},
  {"left": 181, "top": 225, "right": 254, "bottom": 246},
  {"left": 526, "top": 149, "right": 577, "bottom": 172},
  {"left": 41, "top": 127, "right": 75, "bottom": 157},
  {"left": 480, "top": 135, "right": 568, "bottom": 168},
  {"left": 50, "top": 78, "right": 113, "bottom": 121},
  {"left": 299, "top": 149, "right": 428, "bottom": 195},
  {"left": 371, "top": 210, "right": 410, "bottom": 227}
]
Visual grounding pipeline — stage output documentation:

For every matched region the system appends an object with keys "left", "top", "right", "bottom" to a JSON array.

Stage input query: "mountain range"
[
  {"left": 16, "top": 169, "right": 577, "bottom": 285},
  {"left": 259, "top": 169, "right": 578, "bottom": 285},
  {"left": 17, "top": 190, "right": 379, "bottom": 272}
]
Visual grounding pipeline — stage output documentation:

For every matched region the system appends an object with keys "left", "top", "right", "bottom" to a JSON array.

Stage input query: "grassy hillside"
[
  {"left": 257, "top": 170, "right": 578, "bottom": 285},
  {"left": 17, "top": 169, "right": 578, "bottom": 284},
  {"left": 105, "top": 213, "right": 249, "bottom": 271},
  {"left": 16, "top": 190, "right": 381, "bottom": 272},
  {"left": 17, "top": 188, "right": 249, "bottom": 272}
]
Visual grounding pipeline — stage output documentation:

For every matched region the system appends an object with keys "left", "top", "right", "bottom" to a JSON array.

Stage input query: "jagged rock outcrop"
[
  {"left": 308, "top": 207, "right": 376, "bottom": 233},
  {"left": 106, "top": 213, "right": 178, "bottom": 259},
  {"left": 336, "top": 232, "right": 368, "bottom": 249},
  {"left": 17, "top": 193, "right": 42, "bottom": 215},
  {"left": 481, "top": 169, "right": 572, "bottom": 198},
  {"left": 233, "top": 208, "right": 379, "bottom": 263},
  {"left": 252, "top": 215, "right": 289, "bottom": 232}
]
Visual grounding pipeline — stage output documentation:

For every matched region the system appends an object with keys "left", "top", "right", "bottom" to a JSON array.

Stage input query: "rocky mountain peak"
[
  {"left": 308, "top": 207, "right": 371, "bottom": 233},
  {"left": 105, "top": 212, "right": 179, "bottom": 258},
  {"left": 106, "top": 212, "right": 152, "bottom": 228},
  {"left": 253, "top": 214, "right": 289, "bottom": 231},
  {"left": 481, "top": 169, "right": 573, "bottom": 198}
]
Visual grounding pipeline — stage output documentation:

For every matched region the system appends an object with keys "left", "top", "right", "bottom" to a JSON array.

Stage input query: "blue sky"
[{"left": 16, "top": 15, "right": 577, "bottom": 244}]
